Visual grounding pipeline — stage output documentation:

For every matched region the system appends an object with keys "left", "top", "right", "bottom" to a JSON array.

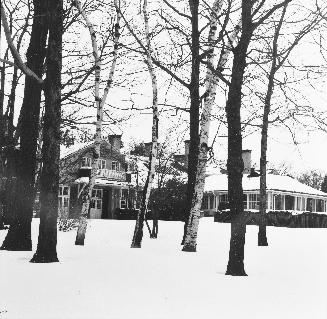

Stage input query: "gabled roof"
[
  {"left": 60, "top": 141, "right": 94, "bottom": 159},
  {"left": 60, "top": 140, "right": 124, "bottom": 161},
  {"left": 204, "top": 173, "right": 327, "bottom": 198}
]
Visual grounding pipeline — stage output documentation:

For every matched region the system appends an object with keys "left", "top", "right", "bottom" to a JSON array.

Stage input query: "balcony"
[{"left": 96, "top": 169, "right": 126, "bottom": 181}]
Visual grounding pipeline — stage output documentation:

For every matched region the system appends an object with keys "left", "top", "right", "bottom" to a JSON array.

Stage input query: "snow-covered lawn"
[{"left": 1, "top": 218, "right": 327, "bottom": 319}]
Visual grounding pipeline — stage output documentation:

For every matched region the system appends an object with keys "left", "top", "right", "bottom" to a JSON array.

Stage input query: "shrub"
[{"left": 57, "top": 218, "right": 78, "bottom": 232}]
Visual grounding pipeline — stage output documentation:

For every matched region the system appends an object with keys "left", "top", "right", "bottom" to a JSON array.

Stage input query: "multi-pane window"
[
  {"left": 111, "top": 161, "right": 120, "bottom": 171},
  {"left": 90, "top": 189, "right": 102, "bottom": 210},
  {"left": 97, "top": 159, "right": 106, "bottom": 169},
  {"left": 218, "top": 194, "right": 229, "bottom": 210},
  {"left": 243, "top": 194, "right": 248, "bottom": 210},
  {"left": 201, "top": 195, "right": 208, "bottom": 209},
  {"left": 208, "top": 194, "right": 214, "bottom": 209},
  {"left": 248, "top": 194, "right": 259, "bottom": 210},
  {"left": 201, "top": 193, "right": 214, "bottom": 210},
  {"left": 274, "top": 194, "right": 283, "bottom": 210},
  {"left": 81, "top": 157, "right": 92, "bottom": 167},
  {"left": 306, "top": 198, "right": 314, "bottom": 212},
  {"left": 285, "top": 195, "right": 295, "bottom": 210},
  {"left": 296, "top": 197, "right": 302, "bottom": 211},
  {"left": 316, "top": 199, "right": 325, "bottom": 212},
  {"left": 121, "top": 189, "right": 129, "bottom": 209},
  {"left": 302, "top": 198, "right": 306, "bottom": 211},
  {"left": 58, "top": 185, "right": 70, "bottom": 209},
  {"left": 268, "top": 194, "right": 273, "bottom": 210}
]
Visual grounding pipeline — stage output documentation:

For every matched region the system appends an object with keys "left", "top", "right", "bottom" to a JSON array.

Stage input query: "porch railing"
[{"left": 96, "top": 169, "right": 126, "bottom": 181}]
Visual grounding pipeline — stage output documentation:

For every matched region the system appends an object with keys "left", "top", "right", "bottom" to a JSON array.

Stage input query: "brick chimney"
[
  {"left": 108, "top": 134, "right": 122, "bottom": 151},
  {"left": 242, "top": 150, "right": 251, "bottom": 174},
  {"left": 184, "top": 140, "right": 190, "bottom": 156}
]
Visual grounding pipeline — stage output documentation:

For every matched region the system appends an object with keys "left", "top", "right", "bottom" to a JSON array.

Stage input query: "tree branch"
[{"left": 0, "top": 3, "right": 43, "bottom": 84}]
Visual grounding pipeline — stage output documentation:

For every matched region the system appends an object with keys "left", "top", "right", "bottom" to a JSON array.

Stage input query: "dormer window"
[
  {"left": 97, "top": 159, "right": 106, "bottom": 169},
  {"left": 81, "top": 157, "right": 92, "bottom": 167},
  {"left": 111, "top": 161, "right": 120, "bottom": 171}
]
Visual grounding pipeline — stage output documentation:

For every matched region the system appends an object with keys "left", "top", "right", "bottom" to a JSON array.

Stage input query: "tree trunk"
[
  {"left": 74, "top": 0, "right": 121, "bottom": 245},
  {"left": 0, "top": 203, "right": 5, "bottom": 230},
  {"left": 182, "top": 0, "right": 240, "bottom": 252},
  {"left": 73, "top": 0, "right": 102, "bottom": 246},
  {"left": 151, "top": 209, "right": 158, "bottom": 238},
  {"left": 181, "top": 0, "right": 200, "bottom": 245},
  {"left": 258, "top": 5, "right": 287, "bottom": 247},
  {"left": 131, "top": 0, "right": 159, "bottom": 248},
  {"left": 1, "top": 0, "right": 49, "bottom": 251},
  {"left": 30, "top": 0, "right": 62, "bottom": 263},
  {"left": 225, "top": 0, "right": 253, "bottom": 276},
  {"left": 183, "top": 0, "right": 222, "bottom": 251},
  {"left": 0, "top": 50, "right": 9, "bottom": 176}
]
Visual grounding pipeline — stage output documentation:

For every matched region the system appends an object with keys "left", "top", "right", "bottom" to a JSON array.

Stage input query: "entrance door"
[
  {"left": 102, "top": 189, "right": 109, "bottom": 219},
  {"left": 90, "top": 189, "right": 103, "bottom": 219}
]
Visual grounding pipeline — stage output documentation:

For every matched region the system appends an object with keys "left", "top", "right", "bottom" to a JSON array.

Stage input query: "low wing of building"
[
  {"left": 202, "top": 173, "right": 327, "bottom": 216},
  {"left": 201, "top": 149, "right": 327, "bottom": 216}
]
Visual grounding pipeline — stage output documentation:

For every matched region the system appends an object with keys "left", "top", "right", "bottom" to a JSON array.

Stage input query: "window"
[
  {"left": 81, "top": 157, "right": 92, "bottom": 167},
  {"left": 218, "top": 194, "right": 229, "bottom": 210},
  {"left": 111, "top": 161, "right": 119, "bottom": 171},
  {"left": 201, "top": 195, "right": 209, "bottom": 209},
  {"left": 58, "top": 185, "right": 70, "bottom": 209},
  {"left": 90, "top": 189, "right": 102, "bottom": 210},
  {"left": 316, "top": 199, "right": 325, "bottom": 212},
  {"left": 274, "top": 194, "right": 283, "bottom": 210},
  {"left": 243, "top": 194, "right": 248, "bottom": 210},
  {"left": 248, "top": 194, "right": 259, "bottom": 210},
  {"left": 268, "top": 193, "right": 273, "bottom": 210},
  {"left": 302, "top": 198, "right": 306, "bottom": 211},
  {"left": 208, "top": 194, "right": 214, "bottom": 209},
  {"left": 296, "top": 197, "right": 302, "bottom": 211},
  {"left": 285, "top": 195, "right": 295, "bottom": 210},
  {"left": 121, "top": 189, "right": 129, "bottom": 209},
  {"left": 306, "top": 198, "right": 314, "bottom": 212},
  {"left": 97, "top": 159, "right": 106, "bottom": 169}
]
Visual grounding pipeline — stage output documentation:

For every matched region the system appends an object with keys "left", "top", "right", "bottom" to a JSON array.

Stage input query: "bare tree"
[
  {"left": 182, "top": 0, "right": 238, "bottom": 251},
  {"left": 258, "top": 3, "right": 323, "bottom": 246},
  {"left": 72, "top": 0, "right": 121, "bottom": 245},
  {"left": 225, "top": 0, "right": 293, "bottom": 276},
  {"left": 1, "top": 0, "right": 49, "bottom": 251},
  {"left": 131, "top": 0, "right": 159, "bottom": 248},
  {"left": 31, "top": 0, "right": 63, "bottom": 263}
]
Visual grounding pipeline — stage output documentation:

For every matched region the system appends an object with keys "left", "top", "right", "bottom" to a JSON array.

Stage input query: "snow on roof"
[
  {"left": 204, "top": 173, "right": 327, "bottom": 197},
  {"left": 125, "top": 155, "right": 187, "bottom": 187},
  {"left": 60, "top": 141, "right": 94, "bottom": 159}
]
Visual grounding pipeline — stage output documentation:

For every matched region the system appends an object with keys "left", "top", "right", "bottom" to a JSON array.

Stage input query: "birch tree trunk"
[
  {"left": 182, "top": 0, "right": 223, "bottom": 251},
  {"left": 1, "top": 0, "right": 49, "bottom": 251},
  {"left": 73, "top": 0, "right": 102, "bottom": 246},
  {"left": 73, "top": 0, "right": 121, "bottom": 245},
  {"left": 31, "top": 0, "right": 63, "bottom": 263},
  {"left": 183, "top": 0, "right": 239, "bottom": 252},
  {"left": 131, "top": 0, "right": 159, "bottom": 248}
]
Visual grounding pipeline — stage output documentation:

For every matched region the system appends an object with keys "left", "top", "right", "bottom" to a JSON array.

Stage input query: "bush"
[
  {"left": 114, "top": 208, "right": 138, "bottom": 220},
  {"left": 149, "top": 179, "right": 187, "bottom": 221},
  {"left": 214, "top": 210, "right": 327, "bottom": 228},
  {"left": 57, "top": 218, "right": 78, "bottom": 232}
]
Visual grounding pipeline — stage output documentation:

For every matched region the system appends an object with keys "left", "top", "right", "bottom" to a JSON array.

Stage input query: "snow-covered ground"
[{"left": 1, "top": 218, "right": 327, "bottom": 319}]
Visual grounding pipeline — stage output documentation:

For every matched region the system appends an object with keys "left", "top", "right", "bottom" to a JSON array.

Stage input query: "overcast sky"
[{"left": 1, "top": 0, "right": 327, "bottom": 174}]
